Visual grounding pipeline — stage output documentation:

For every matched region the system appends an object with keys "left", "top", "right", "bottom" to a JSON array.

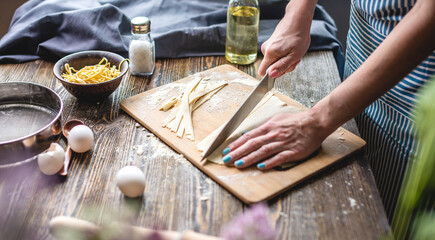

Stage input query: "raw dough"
[{"left": 197, "top": 91, "right": 302, "bottom": 164}]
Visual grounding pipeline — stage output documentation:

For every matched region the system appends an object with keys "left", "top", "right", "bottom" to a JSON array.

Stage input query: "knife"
[{"left": 200, "top": 71, "right": 275, "bottom": 162}]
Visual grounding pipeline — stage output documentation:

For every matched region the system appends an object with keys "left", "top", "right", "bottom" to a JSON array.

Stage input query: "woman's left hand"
[{"left": 222, "top": 111, "right": 330, "bottom": 170}]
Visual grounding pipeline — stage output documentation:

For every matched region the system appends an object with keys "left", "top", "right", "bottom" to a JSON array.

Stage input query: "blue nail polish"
[
  {"left": 257, "top": 163, "right": 266, "bottom": 169},
  {"left": 235, "top": 159, "right": 244, "bottom": 167},
  {"left": 242, "top": 131, "right": 248, "bottom": 135},
  {"left": 223, "top": 147, "right": 230, "bottom": 155},
  {"left": 223, "top": 155, "right": 232, "bottom": 163}
]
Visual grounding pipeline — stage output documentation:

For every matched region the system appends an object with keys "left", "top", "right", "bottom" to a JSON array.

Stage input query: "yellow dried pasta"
[{"left": 62, "top": 58, "right": 126, "bottom": 84}]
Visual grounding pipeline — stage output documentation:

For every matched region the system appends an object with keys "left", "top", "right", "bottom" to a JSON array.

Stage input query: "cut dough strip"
[
  {"left": 160, "top": 77, "right": 227, "bottom": 141},
  {"left": 159, "top": 96, "right": 180, "bottom": 111},
  {"left": 171, "top": 77, "right": 202, "bottom": 138}
]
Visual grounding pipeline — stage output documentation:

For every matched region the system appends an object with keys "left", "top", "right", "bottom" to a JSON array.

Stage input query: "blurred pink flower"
[{"left": 220, "top": 203, "right": 276, "bottom": 240}]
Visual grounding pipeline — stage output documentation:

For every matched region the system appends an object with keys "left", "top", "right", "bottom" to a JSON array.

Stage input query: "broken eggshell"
[{"left": 37, "top": 143, "right": 65, "bottom": 175}]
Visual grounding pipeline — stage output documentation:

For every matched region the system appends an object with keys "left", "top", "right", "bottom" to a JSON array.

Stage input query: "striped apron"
[{"left": 343, "top": 0, "right": 435, "bottom": 223}]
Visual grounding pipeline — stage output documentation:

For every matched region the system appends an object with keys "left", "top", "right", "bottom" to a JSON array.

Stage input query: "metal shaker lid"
[{"left": 131, "top": 17, "right": 151, "bottom": 34}]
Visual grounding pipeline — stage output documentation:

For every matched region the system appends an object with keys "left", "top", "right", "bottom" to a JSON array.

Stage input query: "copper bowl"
[{"left": 53, "top": 51, "right": 129, "bottom": 100}]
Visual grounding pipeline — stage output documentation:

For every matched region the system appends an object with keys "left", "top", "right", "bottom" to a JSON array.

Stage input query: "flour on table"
[
  {"left": 133, "top": 145, "right": 145, "bottom": 156},
  {"left": 145, "top": 134, "right": 186, "bottom": 164},
  {"left": 230, "top": 78, "right": 259, "bottom": 87},
  {"left": 143, "top": 83, "right": 186, "bottom": 110},
  {"left": 200, "top": 85, "right": 249, "bottom": 113},
  {"left": 348, "top": 197, "right": 357, "bottom": 208}
]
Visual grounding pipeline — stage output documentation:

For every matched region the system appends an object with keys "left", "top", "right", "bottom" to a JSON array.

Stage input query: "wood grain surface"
[
  {"left": 120, "top": 64, "right": 366, "bottom": 205},
  {"left": 0, "top": 52, "right": 391, "bottom": 239}
]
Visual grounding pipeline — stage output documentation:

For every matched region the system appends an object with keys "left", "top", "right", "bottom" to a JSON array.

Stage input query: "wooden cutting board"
[{"left": 120, "top": 64, "right": 366, "bottom": 204}]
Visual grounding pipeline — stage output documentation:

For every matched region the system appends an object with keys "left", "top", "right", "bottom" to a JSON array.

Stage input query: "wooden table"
[{"left": 0, "top": 51, "right": 391, "bottom": 239}]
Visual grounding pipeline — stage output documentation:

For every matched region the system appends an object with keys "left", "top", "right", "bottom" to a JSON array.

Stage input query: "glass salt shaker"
[{"left": 129, "top": 16, "right": 155, "bottom": 76}]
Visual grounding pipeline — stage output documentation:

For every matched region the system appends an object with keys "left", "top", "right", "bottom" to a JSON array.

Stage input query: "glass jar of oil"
[{"left": 225, "top": 0, "right": 259, "bottom": 65}]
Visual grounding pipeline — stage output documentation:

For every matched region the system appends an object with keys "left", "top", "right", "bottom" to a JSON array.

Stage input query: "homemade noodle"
[{"left": 62, "top": 58, "right": 127, "bottom": 84}]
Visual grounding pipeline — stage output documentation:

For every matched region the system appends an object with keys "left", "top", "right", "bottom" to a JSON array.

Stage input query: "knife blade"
[{"left": 200, "top": 72, "right": 275, "bottom": 162}]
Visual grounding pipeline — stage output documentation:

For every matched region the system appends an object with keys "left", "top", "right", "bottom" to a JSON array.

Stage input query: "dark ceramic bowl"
[{"left": 53, "top": 51, "right": 129, "bottom": 100}]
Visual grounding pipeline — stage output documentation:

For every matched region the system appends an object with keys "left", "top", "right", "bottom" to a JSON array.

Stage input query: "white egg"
[
  {"left": 68, "top": 125, "right": 94, "bottom": 153},
  {"left": 37, "top": 143, "right": 65, "bottom": 175},
  {"left": 116, "top": 166, "right": 146, "bottom": 198}
]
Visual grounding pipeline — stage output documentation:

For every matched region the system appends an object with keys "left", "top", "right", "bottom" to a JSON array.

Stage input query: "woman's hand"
[
  {"left": 222, "top": 110, "right": 331, "bottom": 170},
  {"left": 258, "top": 0, "right": 317, "bottom": 78},
  {"left": 258, "top": 20, "right": 310, "bottom": 78}
]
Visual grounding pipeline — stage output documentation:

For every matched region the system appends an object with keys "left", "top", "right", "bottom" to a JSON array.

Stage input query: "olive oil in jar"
[{"left": 225, "top": 4, "right": 259, "bottom": 65}]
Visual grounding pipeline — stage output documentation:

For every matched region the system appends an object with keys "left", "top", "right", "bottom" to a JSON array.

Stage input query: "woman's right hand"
[{"left": 258, "top": 0, "right": 317, "bottom": 78}]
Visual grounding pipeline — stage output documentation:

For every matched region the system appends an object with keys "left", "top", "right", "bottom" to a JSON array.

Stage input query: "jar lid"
[{"left": 131, "top": 17, "right": 151, "bottom": 34}]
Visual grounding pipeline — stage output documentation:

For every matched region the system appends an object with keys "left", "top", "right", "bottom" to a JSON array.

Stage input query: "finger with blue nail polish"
[
  {"left": 257, "top": 162, "right": 266, "bottom": 169},
  {"left": 235, "top": 159, "right": 244, "bottom": 167},
  {"left": 223, "top": 155, "right": 232, "bottom": 163},
  {"left": 223, "top": 147, "right": 230, "bottom": 155}
]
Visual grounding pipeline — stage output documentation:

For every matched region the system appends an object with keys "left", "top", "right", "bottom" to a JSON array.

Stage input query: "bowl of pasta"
[{"left": 53, "top": 51, "right": 129, "bottom": 100}]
